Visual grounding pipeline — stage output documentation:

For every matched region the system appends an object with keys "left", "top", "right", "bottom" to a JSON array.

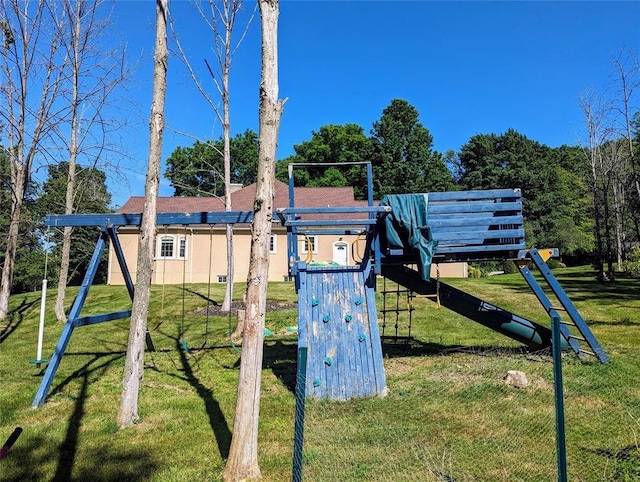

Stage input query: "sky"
[{"left": 109, "top": 0, "right": 640, "bottom": 207}]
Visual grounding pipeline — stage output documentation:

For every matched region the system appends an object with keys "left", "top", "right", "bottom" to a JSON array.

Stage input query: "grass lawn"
[{"left": 0, "top": 266, "right": 638, "bottom": 481}]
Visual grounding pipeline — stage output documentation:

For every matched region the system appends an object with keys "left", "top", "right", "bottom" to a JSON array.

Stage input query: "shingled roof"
[{"left": 118, "top": 180, "right": 369, "bottom": 219}]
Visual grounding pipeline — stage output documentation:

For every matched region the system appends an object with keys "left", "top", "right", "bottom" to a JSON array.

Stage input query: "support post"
[
  {"left": 292, "top": 346, "right": 308, "bottom": 482},
  {"left": 552, "top": 313, "right": 568, "bottom": 482},
  {"left": 32, "top": 230, "right": 108, "bottom": 408}
]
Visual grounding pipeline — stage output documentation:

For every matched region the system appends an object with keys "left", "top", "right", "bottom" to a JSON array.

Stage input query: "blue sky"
[{"left": 111, "top": 0, "right": 640, "bottom": 207}]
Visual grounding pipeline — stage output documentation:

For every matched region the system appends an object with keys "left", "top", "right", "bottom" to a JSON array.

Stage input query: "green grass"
[{"left": 0, "top": 267, "right": 638, "bottom": 480}]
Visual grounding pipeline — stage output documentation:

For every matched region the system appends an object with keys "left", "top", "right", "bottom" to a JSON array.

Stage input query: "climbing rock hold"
[
  {"left": 355, "top": 297, "right": 363, "bottom": 306},
  {"left": 322, "top": 314, "right": 330, "bottom": 323},
  {"left": 345, "top": 314, "right": 353, "bottom": 323},
  {"left": 358, "top": 333, "right": 366, "bottom": 342},
  {"left": 504, "top": 370, "right": 529, "bottom": 388},
  {"left": 312, "top": 299, "right": 319, "bottom": 307},
  {"left": 324, "top": 357, "right": 332, "bottom": 366},
  {"left": 313, "top": 378, "right": 321, "bottom": 387}
]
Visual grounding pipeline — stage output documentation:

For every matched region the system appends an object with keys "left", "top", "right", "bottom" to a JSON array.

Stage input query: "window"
[
  {"left": 300, "top": 235, "right": 318, "bottom": 254},
  {"left": 159, "top": 236, "right": 174, "bottom": 258},
  {"left": 217, "top": 275, "right": 227, "bottom": 283},
  {"left": 270, "top": 234, "right": 277, "bottom": 254},
  {"left": 178, "top": 237, "right": 187, "bottom": 259},
  {"left": 157, "top": 235, "right": 187, "bottom": 259},
  {"left": 283, "top": 275, "right": 294, "bottom": 282}
]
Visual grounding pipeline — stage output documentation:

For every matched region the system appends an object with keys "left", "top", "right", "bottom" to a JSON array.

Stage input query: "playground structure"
[
  {"left": 278, "top": 162, "right": 608, "bottom": 401},
  {"left": 32, "top": 162, "right": 607, "bottom": 407}
]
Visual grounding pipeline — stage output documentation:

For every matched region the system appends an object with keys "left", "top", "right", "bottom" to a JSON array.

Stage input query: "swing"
[
  {"left": 200, "top": 225, "right": 215, "bottom": 350},
  {"left": 193, "top": 225, "right": 214, "bottom": 351},
  {"left": 179, "top": 226, "right": 190, "bottom": 353},
  {"left": 179, "top": 225, "right": 221, "bottom": 354},
  {"left": 152, "top": 225, "right": 169, "bottom": 331}
]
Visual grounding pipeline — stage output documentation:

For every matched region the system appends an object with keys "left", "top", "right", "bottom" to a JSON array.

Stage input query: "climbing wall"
[{"left": 297, "top": 264, "right": 387, "bottom": 400}]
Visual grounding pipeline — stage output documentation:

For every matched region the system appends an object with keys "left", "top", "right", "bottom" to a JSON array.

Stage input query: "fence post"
[
  {"left": 552, "top": 314, "right": 568, "bottom": 482},
  {"left": 292, "top": 346, "right": 308, "bottom": 482}
]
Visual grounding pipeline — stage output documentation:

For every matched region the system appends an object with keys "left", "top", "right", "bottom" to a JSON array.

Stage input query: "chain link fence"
[{"left": 293, "top": 344, "right": 639, "bottom": 481}]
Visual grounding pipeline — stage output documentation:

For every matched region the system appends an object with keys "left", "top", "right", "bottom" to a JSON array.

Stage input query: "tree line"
[
  {"left": 3, "top": 93, "right": 639, "bottom": 298},
  {"left": 165, "top": 95, "right": 640, "bottom": 279}
]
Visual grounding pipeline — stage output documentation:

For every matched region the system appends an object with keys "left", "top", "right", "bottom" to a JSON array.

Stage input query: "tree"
[
  {"left": 0, "top": 0, "right": 66, "bottom": 319},
  {"left": 172, "top": 0, "right": 254, "bottom": 312},
  {"left": 370, "top": 99, "right": 453, "bottom": 198},
  {"left": 51, "top": 0, "right": 129, "bottom": 322},
  {"left": 275, "top": 123, "right": 373, "bottom": 199},
  {"left": 0, "top": 143, "right": 43, "bottom": 293},
  {"left": 164, "top": 129, "right": 259, "bottom": 196},
  {"left": 36, "top": 162, "right": 111, "bottom": 287},
  {"left": 611, "top": 49, "right": 640, "bottom": 210},
  {"left": 221, "top": 0, "right": 284, "bottom": 479},
  {"left": 456, "top": 129, "right": 594, "bottom": 255},
  {"left": 579, "top": 89, "right": 615, "bottom": 280},
  {"left": 118, "top": 0, "right": 168, "bottom": 429}
]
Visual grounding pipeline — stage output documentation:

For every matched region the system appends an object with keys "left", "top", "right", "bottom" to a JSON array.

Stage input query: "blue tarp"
[{"left": 380, "top": 194, "right": 437, "bottom": 281}]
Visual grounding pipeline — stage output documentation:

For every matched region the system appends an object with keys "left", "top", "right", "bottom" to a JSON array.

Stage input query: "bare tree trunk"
[
  {"left": 612, "top": 49, "right": 640, "bottom": 204},
  {"left": 0, "top": 178, "right": 25, "bottom": 319},
  {"left": 117, "top": 0, "right": 168, "bottom": 429},
  {"left": 613, "top": 182, "right": 624, "bottom": 266},
  {"left": 222, "top": 19, "right": 234, "bottom": 311},
  {"left": 0, "top": 0, "right": 63, "bottom": 319},
  {"left": 221, "top": 1, "right": 283, "bottom": 479},
  {"left": 55, "top": 0, "right": 82, "bottom": 322}
]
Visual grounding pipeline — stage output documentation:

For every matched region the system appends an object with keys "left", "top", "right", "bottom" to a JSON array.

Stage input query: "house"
[{"left": 107, "top": 180, "right": 467, "bottom": 286}]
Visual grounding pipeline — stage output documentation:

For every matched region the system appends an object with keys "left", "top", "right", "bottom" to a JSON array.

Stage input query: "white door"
[{"left": 333, "top": 241, "right": 349, "bottom": 266}]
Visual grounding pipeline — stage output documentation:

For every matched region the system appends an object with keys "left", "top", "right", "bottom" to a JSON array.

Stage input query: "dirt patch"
[{"left": 194, "top": 300, "right": 297, "bottom": 316}]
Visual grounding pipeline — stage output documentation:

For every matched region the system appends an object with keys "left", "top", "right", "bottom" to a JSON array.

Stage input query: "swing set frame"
[{"left": 32, "top": 210, "right": 253, "bottom": 408}]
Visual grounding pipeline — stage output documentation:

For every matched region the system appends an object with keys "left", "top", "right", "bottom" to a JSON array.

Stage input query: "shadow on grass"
[
  {"left": 52, "top": 356, "right": 114, "bottom": 482},
  {"left": 485, "top": 270, "right": 640, "bottom": 305},
  {"left": 47, "top": 352, "right": 126, "bottom": 400},
  {"left": 184, "top": 287, "right": 219, "bottom": 306},
  {"left": 3, "top": 352, "right": 158, "bottom": 482},
  {"left": 175, "top": 338, "right": 232, "bottom": 459},
  {"left": 263, "top": 339, "right": 298, "bottom": 392},
  {"left": 592, "top": 444, "right": 640, "bottom": 480},
  {"left": 2, "top": 431, "right": 159, "bottom": 482},
  {"left": 259, "top": 337, "right": 538, "bottom": 396},
  {"left": 0, "top": 297, "right": 38, "bottom": 345}
]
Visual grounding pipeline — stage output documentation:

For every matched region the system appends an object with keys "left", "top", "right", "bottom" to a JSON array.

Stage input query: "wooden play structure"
[
  {"left": 32, "top": 162, "right": 607, "bottom": 407},
  {"left": 277, "top": 162, "right": 608, "bottom": 401}
]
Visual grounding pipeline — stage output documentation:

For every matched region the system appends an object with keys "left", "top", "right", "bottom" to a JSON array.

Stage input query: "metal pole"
[
  {"left": 552, "top": 313, "right": 568, "bottom": 482},
  {"left": 292, "top": 346, "right": 308, "bottom": 482},
  {"left": 36, "top": 279, "right": 47, "bottom": 365}
]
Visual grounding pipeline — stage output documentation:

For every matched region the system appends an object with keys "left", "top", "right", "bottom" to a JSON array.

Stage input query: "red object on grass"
[{"left": 0, "top": 427, "right": 22, "bottom": 460}]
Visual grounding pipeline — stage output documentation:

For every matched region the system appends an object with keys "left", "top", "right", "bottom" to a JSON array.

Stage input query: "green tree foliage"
[
  {"left": 457, "top": 129, "right": 593, "bottom": 257},
  {"left": 370, "top": 99, "right": 454, "bottom": 198},
  {"left": 164, "top": 129, "right": 259, "bottom": 197},
  {"left": 275, "top": 124, "right": 372, "bottom": 199},
  {"left": 36, "top": 162, "right": 111, "bottom": 285}
]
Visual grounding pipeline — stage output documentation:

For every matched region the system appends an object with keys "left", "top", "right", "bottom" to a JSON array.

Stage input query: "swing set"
[
  {"left": 32, "top": 210, "right": 253, "bottom": 408},
  {"left": 151, "top": 224, "right": 215, "bottom": 353}
]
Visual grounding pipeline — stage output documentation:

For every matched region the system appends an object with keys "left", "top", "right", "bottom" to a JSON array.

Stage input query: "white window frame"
[
  {"left": 217, "top": 275, "right": 227, "bottom": 283},
  {"left": 178, "top": 236, "right": 187, "bottom": 259},
  {"left": 157, "top": 234, "right": 188, "bottom": 260},
  {"left": 270, "top": 234, "right": 277, "bottom": 254},
  {"left": 158, "top": 235, "right": 175, "bottom": 259},
  {"left": 300, "top": 235, "right": 318, "bottom": 254}
]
